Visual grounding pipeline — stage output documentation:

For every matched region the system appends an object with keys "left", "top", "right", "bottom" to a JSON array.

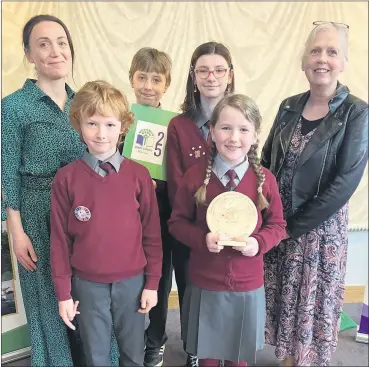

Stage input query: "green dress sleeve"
[{"left": 1, "top": 101, "right": 24, "bottom": 220}]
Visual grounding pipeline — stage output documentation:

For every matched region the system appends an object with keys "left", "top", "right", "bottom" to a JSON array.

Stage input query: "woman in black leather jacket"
[{"left": 261, "top": 21, "right": 368, "bottom": 367}]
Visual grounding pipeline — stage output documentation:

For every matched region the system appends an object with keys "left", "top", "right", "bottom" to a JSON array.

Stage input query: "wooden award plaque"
[{"left": 206, "top": 191, "right": 258, "bottom": 246}]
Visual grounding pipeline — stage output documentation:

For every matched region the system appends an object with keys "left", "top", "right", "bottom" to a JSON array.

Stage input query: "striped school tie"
[
  {"left": 205, "top": 120, "right": 213, "bottom": 147},
  {"left": 99, "top": 162, "right": 114, "bottom": 175},
  {"left": 225, "top": 169, "right": 237, "bottom": 191}
]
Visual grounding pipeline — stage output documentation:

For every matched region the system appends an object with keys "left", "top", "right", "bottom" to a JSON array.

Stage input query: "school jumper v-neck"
[{"left": 50, "top": 158, "right": 162, "bottom": 301}]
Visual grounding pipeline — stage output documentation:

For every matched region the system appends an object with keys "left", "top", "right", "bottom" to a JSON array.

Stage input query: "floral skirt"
[{"left": 264, "top": 205, "right": 349, "bottom": 366}]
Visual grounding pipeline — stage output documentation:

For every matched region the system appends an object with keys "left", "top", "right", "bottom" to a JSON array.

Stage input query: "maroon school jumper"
[
  {"left": 168, "top": 160, "right": 286, "bottom": 292},
  {"left": 167, "top": 114, "right": 210, "bottom": 206},
  {"left": 50, "top": 158, "right": 162, "bottom": 301}
]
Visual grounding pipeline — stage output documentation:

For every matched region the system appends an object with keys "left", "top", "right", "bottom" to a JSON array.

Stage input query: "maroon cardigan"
[
  {"left": 168, "top": 160, "right": 286, "bottom": 292},
  {"left": 167, "top": 113, "right": 210, "bottom": 207}
]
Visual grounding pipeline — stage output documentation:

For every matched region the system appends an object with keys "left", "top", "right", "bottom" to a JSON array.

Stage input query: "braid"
[
  {"left": 195, "top": 141, "right": 217, "bottom": 205},
  {"left": 248, "top": 144, "right": 269, "bottom": 210}
]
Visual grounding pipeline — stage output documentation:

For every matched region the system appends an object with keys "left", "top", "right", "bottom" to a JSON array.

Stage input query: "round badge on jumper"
[{"left": 74, "top": 206, "right": 91, "bottom": 222}]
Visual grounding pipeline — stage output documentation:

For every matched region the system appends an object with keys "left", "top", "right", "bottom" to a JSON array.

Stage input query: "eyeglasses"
[
  {"left": 313, "top": 21, "right": 349, "bottom": 30},
  {"left": 194, "top": 67, "right": 230, "bottom": 80}
]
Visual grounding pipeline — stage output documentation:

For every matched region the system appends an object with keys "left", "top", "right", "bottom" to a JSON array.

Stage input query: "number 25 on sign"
[
  {"left": 131, "top": 122, "right": 168, "bottom": 165},
  {"left": 122, "top": 104, "right": 178, "bottom": 181}
]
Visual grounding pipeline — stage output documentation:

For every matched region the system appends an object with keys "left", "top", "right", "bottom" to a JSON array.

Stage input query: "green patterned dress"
[{"left": 1, "top": 79, "right": 119, "bottom": 366}]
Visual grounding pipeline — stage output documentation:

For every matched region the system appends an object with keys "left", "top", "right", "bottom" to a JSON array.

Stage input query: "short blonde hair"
[
  {"left": 70, "top": 80, "right": 134, "bottom": 141},
  {"left": 129, "top": 47, "right": 172, "bottom": 86},
  {"left": 302, "top": 23, "right": 349, "bottom": 64}
]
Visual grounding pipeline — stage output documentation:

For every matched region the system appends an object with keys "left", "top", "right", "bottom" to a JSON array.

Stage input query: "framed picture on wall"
[
  {"left": 1, "top": 221, "right": 30, "bottom": 364},
  {"left": 1, "top": 221, "right": 17, "bottom": 316}
]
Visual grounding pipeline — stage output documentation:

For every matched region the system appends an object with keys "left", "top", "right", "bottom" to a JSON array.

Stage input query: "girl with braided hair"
[{"left": 168, "top": 94, "right": 286, "bottom": 367}]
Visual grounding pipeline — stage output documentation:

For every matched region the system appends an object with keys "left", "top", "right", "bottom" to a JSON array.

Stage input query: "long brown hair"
[
  {"left": 195, "top": 94, "right": 269, "bottom": 210},
  {"left": 181, "top": 42, "right": 235, "bottom": 120}
]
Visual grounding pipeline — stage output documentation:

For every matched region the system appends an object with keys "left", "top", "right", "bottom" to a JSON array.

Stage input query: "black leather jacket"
[{"left": 261, "top": 83, "right": 368, "bottom": 238}]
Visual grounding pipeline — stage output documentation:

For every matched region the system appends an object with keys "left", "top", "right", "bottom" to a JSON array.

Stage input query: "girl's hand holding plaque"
[
  {"left": 206, "top": 232, "right": 232, "bottom": 253},
  {"left": 232, "top": 236, "right": 259, "bottom": 257}
]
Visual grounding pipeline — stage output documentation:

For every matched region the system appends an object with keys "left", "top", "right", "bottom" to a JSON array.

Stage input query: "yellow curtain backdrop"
[{"left": 2, "top": 2, "right": 368, "bottom": 230}]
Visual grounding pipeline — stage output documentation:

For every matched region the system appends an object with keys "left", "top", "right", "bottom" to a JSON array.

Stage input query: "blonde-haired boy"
[{"left": 50, "top": 80, "right": 162, "bottom": 367}]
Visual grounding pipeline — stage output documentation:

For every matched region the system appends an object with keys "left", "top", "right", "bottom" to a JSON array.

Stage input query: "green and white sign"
[{"left": 123, "top": 104, "right": 178, "bottom": 181}]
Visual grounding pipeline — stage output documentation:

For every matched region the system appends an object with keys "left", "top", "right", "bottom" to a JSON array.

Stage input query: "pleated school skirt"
[{"left": 182, "top": 283, "right": 266, "bottom": 363}]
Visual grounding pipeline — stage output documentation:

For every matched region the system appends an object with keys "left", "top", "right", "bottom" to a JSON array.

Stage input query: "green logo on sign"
[{"left": 136, "top": 129, "right": 154, "bottom": 147}]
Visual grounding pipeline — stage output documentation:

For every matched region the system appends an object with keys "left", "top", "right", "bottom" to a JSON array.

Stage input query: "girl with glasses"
[{"left": 166, "top": 41, "right": 234, "bottom": 367}]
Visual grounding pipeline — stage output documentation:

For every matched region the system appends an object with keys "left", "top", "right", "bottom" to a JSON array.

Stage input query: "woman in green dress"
[{"left": 1, "top": 15, "right": 86, "bottom": 366}]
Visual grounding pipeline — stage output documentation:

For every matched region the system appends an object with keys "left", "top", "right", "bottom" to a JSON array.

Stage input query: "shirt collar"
[
  {"left": 65, "top": 83, "right": 75, "bottom": 99},
  {"left": 213, "top": 154, "right": 249, "bottom": 180},
  {"left": 195, "top": 109, "right": 209, "bottom": 130},
  {"left": 23, "top": 78, "right": 74, "bottom": 102},
  {"left": 82, "top": 149, "right": 124, "bottom": 172},
  {"left": 136, "top": 102, "right": 162, "bottom": 109}
]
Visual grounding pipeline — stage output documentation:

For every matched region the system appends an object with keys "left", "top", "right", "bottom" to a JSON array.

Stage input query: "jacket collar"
[
  {"left": 280, "top": 82, "right": 349, "bottom": 170},
  {"left": 283, "top": 81, "right": 350, "bottom": 114}
]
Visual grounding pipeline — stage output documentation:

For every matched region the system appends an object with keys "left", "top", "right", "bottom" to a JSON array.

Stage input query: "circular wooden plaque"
[{"left": 206, "top": 191, "right": 258, "bottom": 239}]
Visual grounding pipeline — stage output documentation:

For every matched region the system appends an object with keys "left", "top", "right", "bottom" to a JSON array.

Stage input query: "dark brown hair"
[
  {"left": 22, "top": 14, "right": 75, "bottom": 72},
  {"left": 181, "top": 42, "right": 235, "bottom": 119},
  {"left": 195, "top": 94, "right": 269, "bottom": 210}
]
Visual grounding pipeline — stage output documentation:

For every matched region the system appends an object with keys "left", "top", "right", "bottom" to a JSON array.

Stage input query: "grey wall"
[{"left": 345, "top": 231, "right": 368, "bottom": 285}]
